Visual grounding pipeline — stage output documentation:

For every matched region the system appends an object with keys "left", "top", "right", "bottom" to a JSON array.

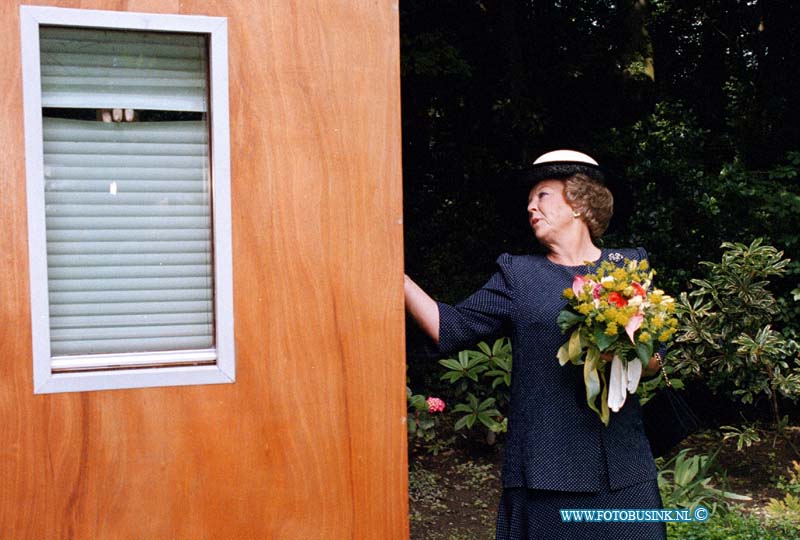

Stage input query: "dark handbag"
[{"left": 641, "top": 355, "right": 701, "bottom": 458}]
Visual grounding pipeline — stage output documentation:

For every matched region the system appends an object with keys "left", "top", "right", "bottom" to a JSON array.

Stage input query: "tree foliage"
[{"left": 400, "top": 1, "right": 800, "bottom": 417}]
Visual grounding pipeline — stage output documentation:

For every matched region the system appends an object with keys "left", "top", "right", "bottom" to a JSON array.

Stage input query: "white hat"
[
  {"left": 533, "top": 149, "right": 599, "bottom": 166},
  {"left": 525, "top": 149, "right": 605, "bottom": 184}
]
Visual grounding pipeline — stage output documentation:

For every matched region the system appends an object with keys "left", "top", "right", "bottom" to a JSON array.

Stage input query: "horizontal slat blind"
[
  {"left": 43, "top": 117, "right": 214, "bottom": 356},
  {"left": 40, "top": 26, "right": 207, "bottom": 112}
]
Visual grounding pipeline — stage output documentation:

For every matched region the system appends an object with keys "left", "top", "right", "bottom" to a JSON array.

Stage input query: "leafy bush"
[
  {"left": 775, "top": 460, "right": 800, "bottom": 497},
  {"left": 668, "top": 511, "right": 800, "bottom": 540},
  {"left": 765, "top": 493, "right": 800, "bottom": 527},
  {"left": 407, "top": 386, "right": 452, "bottom": 455},
  {"left": 674, "top": 239, "right": 800, "bottom": 425},
  {"left": 765, "top": 459, "right": 800, "bottom": 529},
  {"left": 439, "top": 338, "right": 511, "bottom": 441},
  {"left": 656, "top": 448, "right": 750, "bottom": 515}
]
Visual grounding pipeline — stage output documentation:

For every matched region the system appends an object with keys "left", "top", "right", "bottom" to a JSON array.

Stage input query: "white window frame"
[{"left": 20, "top": 5, "right": 234, "bottom": 394}]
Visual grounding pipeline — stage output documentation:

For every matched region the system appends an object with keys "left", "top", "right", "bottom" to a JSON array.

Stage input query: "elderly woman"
[{"left": 404, "top": 150, "right": 666, "bottom": 540}]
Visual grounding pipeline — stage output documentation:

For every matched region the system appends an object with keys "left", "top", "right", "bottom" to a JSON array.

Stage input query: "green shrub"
[
  {"left": 674, "top": 239, "right": 800, "bottom": 426},
  {"left": 764, "top": 460, "right": 800, "bottom": 530},
  {"left": 668, "top": 511, "right": 800, "bottom": 540},
  {"left": 775, "top": 460, "right": 800, "bottom": 496},
  {"left": 764, "top": 493, "right": 800, "bottom": 528},
  {"left": 439, "top": 338, "right": 511, "bottom": 441},
  {"left": 407, "top": 385, "right": 453, "bottom": 455},
  {"left": 657, "top": 448, "right": 750, "bottom": 515}
]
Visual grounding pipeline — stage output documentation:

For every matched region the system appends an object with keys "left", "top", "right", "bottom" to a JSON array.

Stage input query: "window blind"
[
  {"left": 38, "top": 25, "right": 215, "bottom": 358},
  {"left": 40, "top": 26, "right": 207, "bottom": 112},
  {"left": 44, "top": 117, "right": 214, "bottom": 356}
]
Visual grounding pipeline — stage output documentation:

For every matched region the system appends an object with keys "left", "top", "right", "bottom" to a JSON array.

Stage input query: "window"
[{"left": 20, "top": 6, "right": 234, "bottom": 393}]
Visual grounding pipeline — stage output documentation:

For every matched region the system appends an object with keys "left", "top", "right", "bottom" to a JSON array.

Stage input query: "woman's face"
[{"left": 527, "top": 180, "right": 576, "bottom": 243}]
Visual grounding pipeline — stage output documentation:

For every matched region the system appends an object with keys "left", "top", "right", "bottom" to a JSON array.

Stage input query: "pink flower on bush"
[{"left": 426, "top": 397, "right": 446, "bottom": 414}]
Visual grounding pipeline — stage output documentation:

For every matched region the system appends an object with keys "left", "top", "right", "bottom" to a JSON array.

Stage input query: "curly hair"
[{"left": 562, "top": 173, "right": 614, "bottom": 238}]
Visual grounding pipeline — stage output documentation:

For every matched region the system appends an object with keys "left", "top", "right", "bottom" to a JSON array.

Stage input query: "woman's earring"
[{"left": 572, "top": 211, "right": 581, "bottom": 218}]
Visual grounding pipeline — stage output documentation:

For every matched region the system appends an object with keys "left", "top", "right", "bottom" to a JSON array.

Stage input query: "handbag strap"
[{"left": 654, "top": 352, "right": 672, "bottom": 389}]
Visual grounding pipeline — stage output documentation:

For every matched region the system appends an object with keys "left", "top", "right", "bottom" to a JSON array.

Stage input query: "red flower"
[
  {"left": 608, "top": 292, "right": 628, "bottom": 307},
  {"left": 631, "top": 282, "right": 646, "bottom": 297}
]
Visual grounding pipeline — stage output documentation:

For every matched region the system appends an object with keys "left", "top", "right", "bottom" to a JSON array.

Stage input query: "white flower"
[
  {"left": 626, "top": 359, "right": 642, "bottom": 394},
  {"left": 609, "top": 252, "right": 623, "bottom": 262},
  {"left": 629, "top": 295, "right": 643, "bottom": 307},
  {"left": 608, "top": 355, "right": 627, "bottom": 413}
]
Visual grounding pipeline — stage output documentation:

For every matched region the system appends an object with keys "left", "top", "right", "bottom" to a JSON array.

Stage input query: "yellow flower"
[
  {"left": 563, "top": 288, "right": 575, "bottom": 299},
  {"left": 651, "top": 315, "right": 664, "bottom": 330},
  {"left": 615, "top": 312, "right": 631, "bottom": 326},
  {"left": 605, "top": 322, "right": 618, "bottom": 336},
  {"left": 668, "top": 317, "right": 679, "bottom": 328},
  {"left": 623, "top": 286, "right": 634, "bottom": 297},
  {"left": 658, "top": 329, "right": 675, "bottom": 342},
  {"left": 577, "top": 303, "right": 593, "bottom": 315},
  {"left": 612, "top": 268, "right": 628, "bottom": 281},
  {"left": 639, "top": 260, "right": 649, "bottom": 271},
  {"left": 639, "top": 331, "right": 652, "bottom": 343}
]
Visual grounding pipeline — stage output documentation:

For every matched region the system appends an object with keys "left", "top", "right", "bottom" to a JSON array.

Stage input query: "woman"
[{"left": 404, "top": 150, "right": 667, "bottom": 539}]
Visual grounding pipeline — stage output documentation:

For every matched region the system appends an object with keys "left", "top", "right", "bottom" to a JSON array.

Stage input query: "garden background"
[{"left": 400, "top": 1, "right": 800, "bottom": 538}]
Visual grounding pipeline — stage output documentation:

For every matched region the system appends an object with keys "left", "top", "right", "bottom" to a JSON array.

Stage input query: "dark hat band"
[{"left": 523, "top": 160, "right": 605, "bottom": 185}]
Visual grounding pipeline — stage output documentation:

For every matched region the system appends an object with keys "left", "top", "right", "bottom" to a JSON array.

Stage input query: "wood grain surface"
[{"left": 0, "top": 1, "right": 408, "bottom": 538}]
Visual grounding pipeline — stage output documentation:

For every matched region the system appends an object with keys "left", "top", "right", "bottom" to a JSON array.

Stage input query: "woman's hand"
[
  {"left": 600, "top": 352, "right": 661, "bottom": 378},
  {"left": 642, "top": 353, "right": 661, "bottom": 378},
  {"left": 404, "top": 274, "right": 440, "bottom": 345}
]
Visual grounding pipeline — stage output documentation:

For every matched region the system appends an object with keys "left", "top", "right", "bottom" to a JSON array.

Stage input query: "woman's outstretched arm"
[{"left": 404, "top": 274, "right": 439, "bottom": 344}]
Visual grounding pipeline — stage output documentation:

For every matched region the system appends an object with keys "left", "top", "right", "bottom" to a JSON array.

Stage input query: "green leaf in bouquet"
[
  {"left": 599, "top": 367, "right": 610, "bottom": 426},
  {"left": 568, "top": 329, "right": 584, "bottom": 362},
  {"left": 557, "top": 309, "right": 584, "bottom": 332},
  {"left": 584, "top": 348, "right": 602, "bottom": 418},
  {"left": 557, "top": 342, "right": 570, "bottom": 366},
  {"left": 594, "top": 325, "right": 616, "bottom": 351},
  {"left": 636, "top": 340, "right": 654, "bottom": 367}
]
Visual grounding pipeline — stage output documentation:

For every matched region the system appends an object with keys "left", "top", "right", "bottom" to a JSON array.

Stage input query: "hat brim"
[{"left": 519, "top": 161, "right": 606, "bottom": 185}]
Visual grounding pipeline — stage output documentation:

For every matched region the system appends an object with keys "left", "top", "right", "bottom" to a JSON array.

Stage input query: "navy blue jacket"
[{"left": 437, "top": 247, "right": 658, "bottom": 492}]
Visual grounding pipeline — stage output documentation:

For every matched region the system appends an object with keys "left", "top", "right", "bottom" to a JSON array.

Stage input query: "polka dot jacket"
[{"left": 437, "top": 248, "right": 659, "bottom": 492}]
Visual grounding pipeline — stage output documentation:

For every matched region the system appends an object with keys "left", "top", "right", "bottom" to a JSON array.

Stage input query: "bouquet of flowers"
[{"left": 556, "top": 258, "right": 678, "bottom": 425}]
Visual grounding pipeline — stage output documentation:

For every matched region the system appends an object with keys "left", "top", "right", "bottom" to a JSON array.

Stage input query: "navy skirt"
[{"left": 495, "top": 479, "right": 667, "bottom": 540}]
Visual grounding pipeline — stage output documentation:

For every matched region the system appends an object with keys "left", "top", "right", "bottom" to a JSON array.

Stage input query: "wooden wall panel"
[{"left": 0, "top": 0, "right": 407, "bottom": 538}]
